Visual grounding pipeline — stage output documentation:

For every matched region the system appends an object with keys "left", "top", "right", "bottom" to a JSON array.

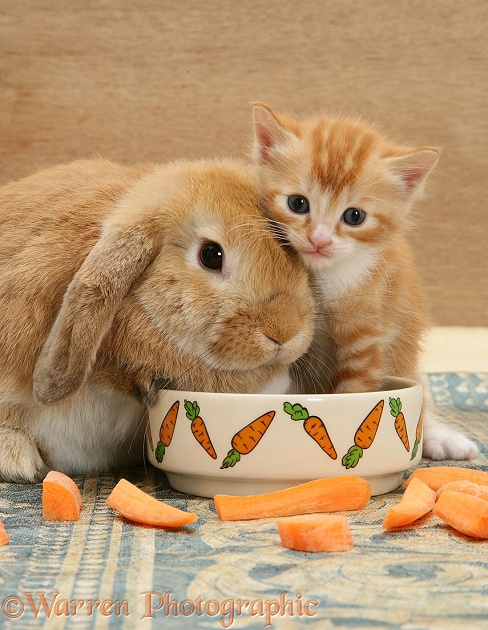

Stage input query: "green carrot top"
[
  {"left": 283, "top": 402, "right": 310, "bottom": 421},
  {"left": 389, "top": 397, "right": 402, "bottom": 418},
  {"left": 184, "top": 400, "right": 200, "bottom": 421}
]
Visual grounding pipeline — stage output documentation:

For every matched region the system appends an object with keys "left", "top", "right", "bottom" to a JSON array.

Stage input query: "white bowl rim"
[{"left": 155, "top": 375, "right": 421, "bottom": 400}]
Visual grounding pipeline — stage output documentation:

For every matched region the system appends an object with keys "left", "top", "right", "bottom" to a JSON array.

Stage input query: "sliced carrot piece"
[
  {"left": 277, "top": 514, "right": 353, "bottom": 552},
  {"left": 214, "top": 476, "right": 371, "bottom": 521},
  {"left": 106, "top": 479, "right": 197, "bottom": 527},
  {"left": 42, "top": 471, "right": 83, "bottom": 521},
  {"left": 433, "top": 489, "right": 488, "bottom": 538},
  {"left": 0, "top": 520, "right": 9, "bottom": 546},
  {"left": 403, "top": 466, "right": 488, "bottom": 492},
  {"left": 436, "top": 480, "right": 488, "bottom": 502},
  {"left": 382, "top": 477, "right": 436, "bottom": 529}
]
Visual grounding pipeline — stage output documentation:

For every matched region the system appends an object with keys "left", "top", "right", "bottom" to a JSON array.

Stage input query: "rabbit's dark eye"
[
  {"left": 199, "top": 242, "right": 223, "bottom": 271},
  {"left": 287, "top": 195, "right": 310, "bottom": 214}
]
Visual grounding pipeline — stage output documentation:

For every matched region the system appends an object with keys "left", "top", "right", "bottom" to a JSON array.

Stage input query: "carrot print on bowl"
[
  {"left": 147, "top": 377, "right": 423, "bottom": 497},
  {"left": 155, "top": 401, "right": 179, "bottom": 463},
  {"left": 220, "top": 411, "right": 275, "bottom": 469},
  {"left": 389, "top": 397, "right": 410, "bottom": 452},
  {"left": 411, "top": 415, "right": 423, "bottom": 460},
  {"left": 283, "top": 402, "right": 337, "bottom": 459},
  {"left": 184, "top": 400, "right": 217, "bottom": 460},
  {"left": 341, "top": 400, "right": 385, "bottom": 469}
]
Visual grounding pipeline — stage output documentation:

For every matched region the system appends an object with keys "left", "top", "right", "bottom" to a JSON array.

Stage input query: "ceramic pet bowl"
[{"left": 147, "top": 377, "right": 423, "bottom": 497}]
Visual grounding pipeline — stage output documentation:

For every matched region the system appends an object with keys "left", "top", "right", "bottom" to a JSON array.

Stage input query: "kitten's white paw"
[
  {"left": 423, "top": 409, "right": 479, "bottom": 461},
  {"left": 423, "top": 434, "right": 479, "bottom": 461}
]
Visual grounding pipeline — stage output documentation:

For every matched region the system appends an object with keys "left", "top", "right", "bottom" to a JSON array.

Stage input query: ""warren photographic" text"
[{"left": 1, "top": 591, "right": 318, "bottom": 627}]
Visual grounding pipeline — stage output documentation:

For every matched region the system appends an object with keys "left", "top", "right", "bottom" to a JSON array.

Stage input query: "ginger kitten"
[{"left": 251, "top": 102, "right": 478, "bottom": 461}]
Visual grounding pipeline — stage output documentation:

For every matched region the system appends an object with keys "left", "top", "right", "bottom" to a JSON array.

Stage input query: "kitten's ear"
[
  {"left": 386, "top": 148, "right": 440, "bottom": 199},
  {"left": 251, "top": 101, "right": 296, "bottom": 163}
]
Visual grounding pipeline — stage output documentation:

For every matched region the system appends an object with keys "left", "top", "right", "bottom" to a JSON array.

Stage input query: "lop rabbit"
[{"left": 0, "top": 158, "right": 315, "bottom": 481}]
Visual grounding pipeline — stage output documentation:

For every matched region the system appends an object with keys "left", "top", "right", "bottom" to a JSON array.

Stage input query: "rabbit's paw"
[{"left": 0, "top": 426, "right": 48, "bottom": 482}]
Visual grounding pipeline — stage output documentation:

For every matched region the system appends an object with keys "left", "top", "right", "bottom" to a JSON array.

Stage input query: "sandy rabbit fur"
[{"left": 0, "top": 157, "right": 315, "bottom": 482}]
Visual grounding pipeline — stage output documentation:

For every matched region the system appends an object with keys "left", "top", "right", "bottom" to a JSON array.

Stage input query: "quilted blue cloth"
[{"left": 0, "top": 373, "right": 487, "bottom": 629}]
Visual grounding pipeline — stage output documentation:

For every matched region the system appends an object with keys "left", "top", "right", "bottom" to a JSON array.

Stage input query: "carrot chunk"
[
  {"left": 0, "top": 520, "right": 9, "bottom": 546},
  {"left": 277, "top": 514, "right": 353, "bottom": 552},
  {"left": 433, "top": 489, "right": 488, "bottom": 538},
  {"left": 382, "top": 477, "right": 436, "bottom": 529},
  {"left": 42, "top": 471, "right": 83, "bottom": 521},
  {"left": 403, "top": 466, "right": 488, "bottom": 492},
  {"left": 214, "top": 476, "right": 371, "bottom": 521},
  {"left": 436, "top": 480, "right": 488, "bottom": 501},
  {"left": 106, "top": 479, "right": 197, "bottom": 527}
]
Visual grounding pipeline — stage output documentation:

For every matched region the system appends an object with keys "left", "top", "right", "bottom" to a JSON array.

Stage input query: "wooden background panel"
[{"left": 0, "top": 0, "right": 486, "bottom": 326}]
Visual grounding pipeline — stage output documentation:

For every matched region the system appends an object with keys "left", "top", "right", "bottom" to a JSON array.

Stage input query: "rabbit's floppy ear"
[{"left": 33, "top": 226, "right": 158, "bottom": 404}]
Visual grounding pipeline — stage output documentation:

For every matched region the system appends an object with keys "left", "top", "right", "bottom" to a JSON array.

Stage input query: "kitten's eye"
[
  {"left": 342, "top": 207, "right": 366, "bottom": 226},
  {"left": 287, "top": 195, "right": 310, "bottom": 214},
  {"left": 199, "top": 242, "right": 223, "bottom": 271}
]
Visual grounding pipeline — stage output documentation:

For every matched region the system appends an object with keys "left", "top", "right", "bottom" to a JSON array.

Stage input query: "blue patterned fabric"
[
  {"left": 427, "top": 373, "right": 488, "bottom": 411},
  {"left": 1, "top": 373, "right": 487, "bottom": 629}
]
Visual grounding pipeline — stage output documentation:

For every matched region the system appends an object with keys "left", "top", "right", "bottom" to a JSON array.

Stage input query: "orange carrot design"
[
  {"left": 184, "top": 400, "right": 217, "bottom": 459},
  {"left": 155, "top": 400, "right": 179, "bottom": 462},
  {"left": 342, "top": 399, "right": 384, "bottom": 469},
  {"left": 283, "top": 402, "right": 337, "bottom": 459},
  {"left": 411, "top": 414, "right": 423, "bottom": 460},
  {"left": 145, "top": 409, "right": 153, "bottom": 452},
  {"left": 390, "top": 397, "right": 410, "bottom": 451},
  {"left": 220, "top": 411, "right": 275, "bottom": 468}
]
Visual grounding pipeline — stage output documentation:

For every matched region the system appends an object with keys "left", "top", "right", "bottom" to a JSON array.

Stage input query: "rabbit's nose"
[
  {"left": 258, "top": 294, "right": 305, "bottom": 346},
  {"left": 264, "top": 334, "right": 283, "bottom": 346}
]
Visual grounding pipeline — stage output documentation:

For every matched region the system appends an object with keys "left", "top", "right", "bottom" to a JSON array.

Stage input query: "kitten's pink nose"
[{"left": 309, "top": 226, "right": 332, "bottom": 250}]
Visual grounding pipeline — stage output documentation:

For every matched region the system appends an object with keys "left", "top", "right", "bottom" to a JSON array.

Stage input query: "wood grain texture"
[{"left": 1, "top": 0, "right": 486, "bottom": 325}]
